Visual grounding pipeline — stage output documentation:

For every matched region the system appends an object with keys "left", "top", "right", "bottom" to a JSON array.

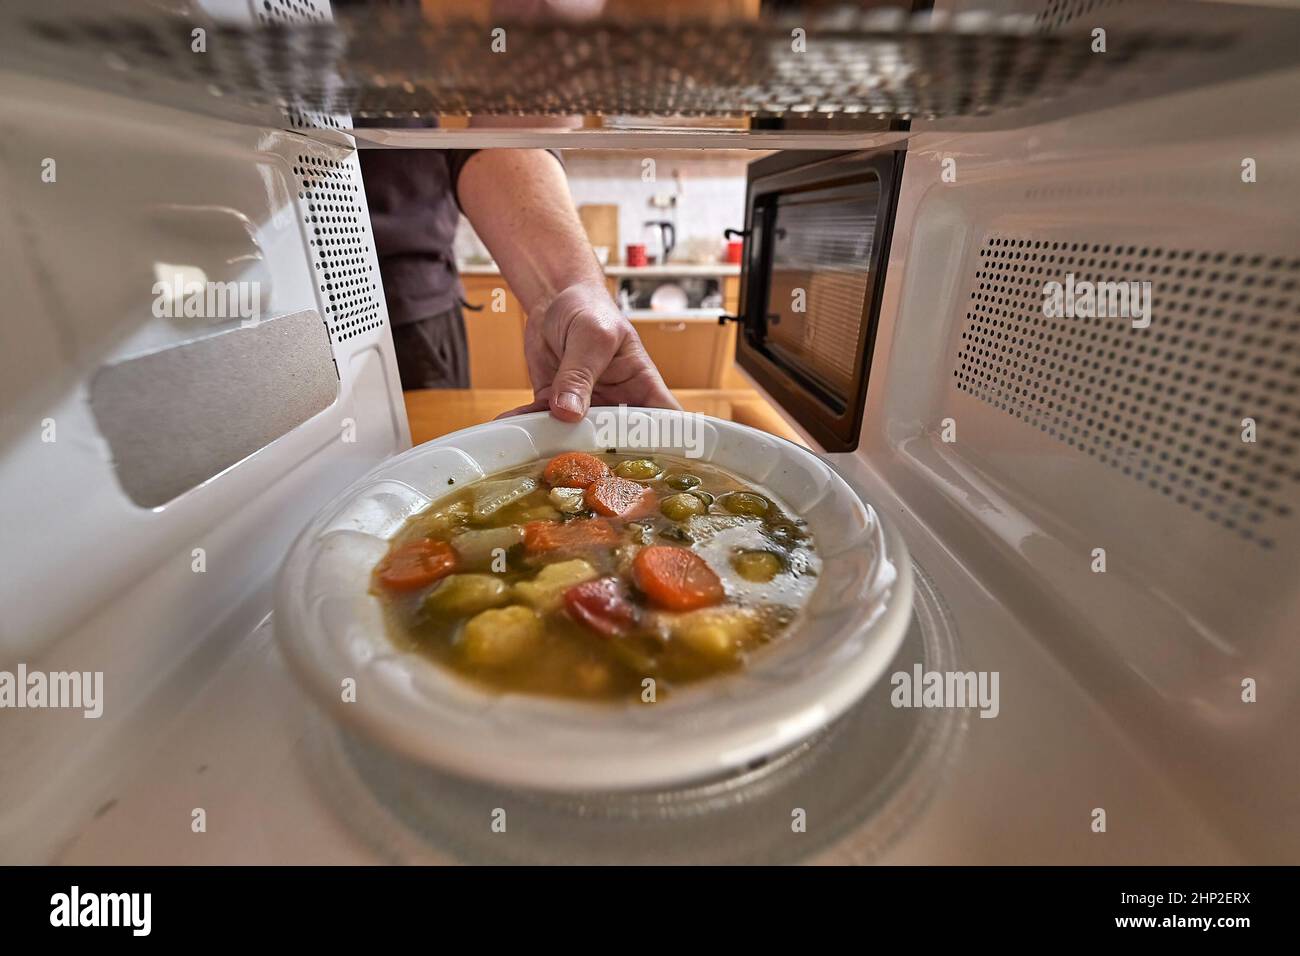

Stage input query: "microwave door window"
[{"left": 764, "top": 180, "right": 880, "bottom": 411}]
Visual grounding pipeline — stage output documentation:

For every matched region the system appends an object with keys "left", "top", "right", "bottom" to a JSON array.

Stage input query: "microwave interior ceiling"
[{"left": 4, "top": 1, "right": 1298, "bottom": 139}]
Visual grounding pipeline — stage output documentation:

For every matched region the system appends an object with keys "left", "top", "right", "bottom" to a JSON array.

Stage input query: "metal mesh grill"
[
  {"left": 293, "top": 153, "right": 383, "bottom": 344},
  {"left": 13, "top": 5, "right": 1248, "bottom": 123},
  {"left": 254, "top": 0, "right": 329, "bottom": 26},
  {"left": 252, "top": 0, "right": 352, "bottom": 130},
  {"left": 1036, "top": 0, "right": 1131, "bottom": 33},
  {"left": 954, "top": 236, "right": 1300, "bottom": 548}
]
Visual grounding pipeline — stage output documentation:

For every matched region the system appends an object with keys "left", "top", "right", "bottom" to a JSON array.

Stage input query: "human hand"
[{"left": 498, "top": 280, "right": 680, "bottom": 422}]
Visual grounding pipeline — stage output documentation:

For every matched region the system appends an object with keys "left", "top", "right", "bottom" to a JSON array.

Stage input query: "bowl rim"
[{"left": 274, "top": 408, "right": 913, "bottom": 791}]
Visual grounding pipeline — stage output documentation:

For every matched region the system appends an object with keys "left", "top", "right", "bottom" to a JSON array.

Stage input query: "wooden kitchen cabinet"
[
  {"left": 723, "top": 275, "right": 740, "bottom": 314},
  {"left": 632, "top": 319, "right": 729, "bottom": 389},
  {"left": 460, "top": 275, "right": 530, "bottom": 389},
  {"left": 720, "top": 274, "right": 747, "bottom": 389},
  {"left": 458, "top": 272, "right": 745, "bottom": 391},
  {"left": 622, "top": 273, "right": 744, "bottom": 388}
]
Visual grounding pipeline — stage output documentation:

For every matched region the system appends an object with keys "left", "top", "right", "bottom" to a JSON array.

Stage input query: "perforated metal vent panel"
[
  {"left": 292, "top": 154, "right": 383, "bottom": 344},
  {"left": 250, "top": 0, "right": 352, "bottom": 131},
  {"left": 954, "top": 236, "right": 1300, "bottom": 548}
]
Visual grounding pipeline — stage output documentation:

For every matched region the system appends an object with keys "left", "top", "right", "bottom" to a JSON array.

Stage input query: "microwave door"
[{"left": 734, "top": 150, "right": 905, "bottom": 452}]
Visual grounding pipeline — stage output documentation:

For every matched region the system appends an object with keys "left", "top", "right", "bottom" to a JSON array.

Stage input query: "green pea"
[
  {"left": 665, "top": 473, "right": 702, "bottom": 491},
  {"left": 661, "top": 492, "right": 709, "bottom": 522},
  {"left": 614, "top": 458, "right": 662, "bottom": 480},
  {"left": 720, "top": 491, "right": 771, "bottom": 517},
  {"left": 732, "top": 550, "right": 783, "bottom": 583}
]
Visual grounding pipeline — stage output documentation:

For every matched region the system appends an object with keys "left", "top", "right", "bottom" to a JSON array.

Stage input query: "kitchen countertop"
[
  {"left": 404, "top": 388, "right": 804, "bottom": 447},
  {"left": 624, "top": 308, "right": 725, "bottom": 322},
  {"left": 458, "top": 262, "right": 740, "bottom": 278}
]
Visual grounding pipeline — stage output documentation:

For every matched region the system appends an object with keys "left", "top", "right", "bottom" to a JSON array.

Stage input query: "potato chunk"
[
  {"left": 512, "top": 558, "right": 598, "bottom": 612},
  {"left": 672, "top": 608, "right": 759, "bottom": 661},
  {"left": 424, "top": 573, "right": 510, "bottom": 615},
  {"left": 461, "top": 606, "right": 542, "bottom": 666}
]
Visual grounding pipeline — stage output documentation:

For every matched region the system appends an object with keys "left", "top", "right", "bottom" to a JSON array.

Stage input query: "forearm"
[
  {"left": 456, "top": 149, "right": 605, "bottom": 319},
  {"left": 456, "top": 145, "right": 676, "bottom": 420}
]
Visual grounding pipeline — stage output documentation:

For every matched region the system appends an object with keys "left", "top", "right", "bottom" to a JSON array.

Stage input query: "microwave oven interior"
[{"left": 0, "top": 0, "right": 1298, "bottom": 864}]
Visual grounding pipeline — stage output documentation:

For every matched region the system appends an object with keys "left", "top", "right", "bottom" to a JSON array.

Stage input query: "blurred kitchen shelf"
[
  {"left": 404, "top": 389, "right": 807, "bottom": 448},
  {"left": 606, "top": 264, "right": 739, "bottom": 277},
  {"left": 559, "top": 148, "right": 775, "bottom": 160},
  {"left": 458, "top": 263, "right": 739, "bottom": 277},
  {"left": 624, "top": 309, "right": 724, "bottom": 321}
]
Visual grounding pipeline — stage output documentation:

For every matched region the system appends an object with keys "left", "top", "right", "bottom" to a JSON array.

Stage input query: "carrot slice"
[
  {"left": 633, "top": 545, "right": 724, "bottom": 611},
  {"left": 585, "top": 476, "right": 656, "bottom": 518},
  {"left": 544, "top": 452, "right": 610, "bottom": 489},
  {"left": 523, "top": 518, "right": 620, "bottom": 554},
  {"left": 375, "top": 538, "right": 457, "bottom": 592}
]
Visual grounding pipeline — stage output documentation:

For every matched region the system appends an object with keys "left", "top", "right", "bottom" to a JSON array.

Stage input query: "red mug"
[
  {"left": 726, "top": 240, "right": 744, "bottom": 264},
  {"left": 625, "top": 244, "right": 647, "bottom": 267}
]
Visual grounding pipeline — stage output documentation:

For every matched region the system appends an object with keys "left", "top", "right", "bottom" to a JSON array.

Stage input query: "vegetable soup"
[{"left": 372, "top": 451, "right": 819, "bottom": 700}]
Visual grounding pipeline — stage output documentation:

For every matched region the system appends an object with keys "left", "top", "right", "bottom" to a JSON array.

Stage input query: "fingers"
[
  {"left": 519, "top": 313, "right": 556, "bottom": 404},
  {"left": 494, "top": 396, "right": 550, "bottom": 420},
  {"left": 534, "top": 280, "right": 673, "bottom": 422},
  {"left": 549, "top": 319, "right": 621, "bottom": 422},
  {"left": 655, "top": 386, "right": 684, "bottom": 411},
  {"left": 586, "top": 330, "right": 681, "bottom": 412},
  {"left": 589, "top": 367, "right": 681, "bottom": 412}
]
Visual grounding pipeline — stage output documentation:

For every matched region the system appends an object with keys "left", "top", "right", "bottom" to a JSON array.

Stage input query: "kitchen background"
[
  {"left": 419, "top": 147, "right": 802, "bottom": 445},
  {"left": 455, "top": 149, "right": 753, "bottom": 266}
]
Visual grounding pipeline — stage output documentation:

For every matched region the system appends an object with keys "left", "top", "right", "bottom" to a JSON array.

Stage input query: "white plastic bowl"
[{"left": 275, "top": 408, "right": 912, "bottom": 791}]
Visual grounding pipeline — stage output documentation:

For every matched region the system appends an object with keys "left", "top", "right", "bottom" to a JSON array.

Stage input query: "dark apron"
[{"left": 389, "top": 304, "right": 470, "bottom": 390}]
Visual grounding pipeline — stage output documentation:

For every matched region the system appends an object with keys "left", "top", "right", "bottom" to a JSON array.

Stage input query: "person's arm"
[{"left": 456, "top": 148, "right": 679, "bottom": 421}]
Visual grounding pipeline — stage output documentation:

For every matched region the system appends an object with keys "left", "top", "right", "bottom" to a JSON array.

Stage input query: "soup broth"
[{"left": 373, "top": 451, "right": 819, "bottom": 700}]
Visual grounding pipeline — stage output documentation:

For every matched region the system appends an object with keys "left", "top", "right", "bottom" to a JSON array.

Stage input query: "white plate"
[
  {"left": 649, "top": 283, "right": 689, "bottom": 312},
  {"left": 275, "top": 408, "right": 912, "bottom": 791}
]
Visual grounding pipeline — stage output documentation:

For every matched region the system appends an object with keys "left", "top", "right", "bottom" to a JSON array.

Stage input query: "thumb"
[{"left": 549, "top": 322, "right": 620, "bottom": 421}]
